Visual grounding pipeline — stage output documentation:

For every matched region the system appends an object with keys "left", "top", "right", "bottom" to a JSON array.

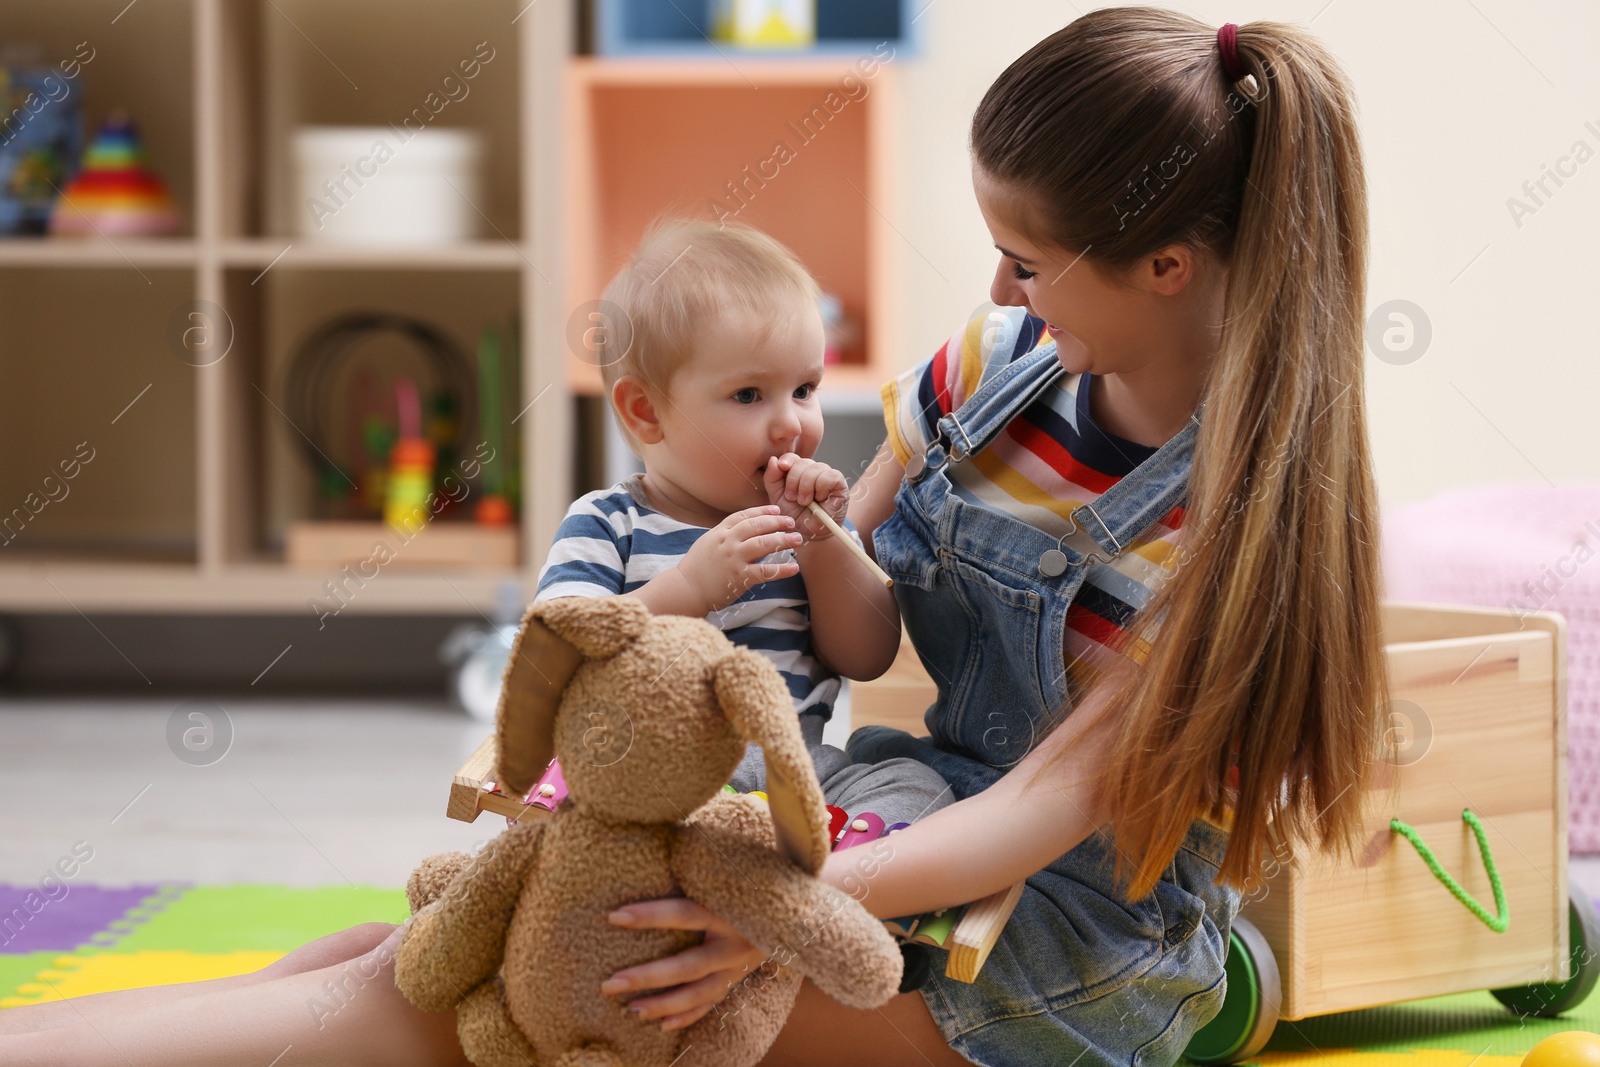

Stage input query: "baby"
[{"left": 535, "top": 217, "right": 952, "bottom": 828}]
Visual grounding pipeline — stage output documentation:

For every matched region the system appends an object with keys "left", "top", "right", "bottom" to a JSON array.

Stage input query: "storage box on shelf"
[{"left": 592, "top": 0, "right": 917, "bottom": 58}]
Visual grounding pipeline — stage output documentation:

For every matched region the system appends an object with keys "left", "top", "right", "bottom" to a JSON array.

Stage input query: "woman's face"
[{"left": 972, "top": 164, "right": 1203, "bottom": 379}]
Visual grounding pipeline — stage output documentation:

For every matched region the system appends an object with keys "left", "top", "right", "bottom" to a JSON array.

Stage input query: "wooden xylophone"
[{"left": 446, "top": 742, "right": 1024, "bottom": 984}]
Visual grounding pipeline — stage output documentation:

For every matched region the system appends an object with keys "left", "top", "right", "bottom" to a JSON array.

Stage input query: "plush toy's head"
[{"left": 491, "top": 596, "right": 833, "bottom": 871}]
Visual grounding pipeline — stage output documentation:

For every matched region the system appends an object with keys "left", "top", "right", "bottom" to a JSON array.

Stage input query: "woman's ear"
[
  {"left": 1141, "top": 242, "right": 1201, "bottom": 296},
  {"left": 612, "top": 375, "right": 665, "bottom": 446}
]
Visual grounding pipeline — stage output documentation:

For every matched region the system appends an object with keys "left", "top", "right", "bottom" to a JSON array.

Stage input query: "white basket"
[{"left": 293, "top": 125, "right": 484, "bottom": 245}]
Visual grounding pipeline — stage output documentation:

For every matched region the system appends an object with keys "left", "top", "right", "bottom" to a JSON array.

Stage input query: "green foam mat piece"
[
  {"left": 101, "top": 886, "right": 409, "bottom": 955},
  {"left": 0, "top": 953, "right": 65, "bottom": 1002},
  {"left": 1239, "top": 987, "right": 1599, "bottom": 1061}
]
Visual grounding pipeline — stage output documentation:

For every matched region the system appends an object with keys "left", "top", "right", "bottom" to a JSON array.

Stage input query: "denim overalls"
[{"left": 847, "top": 330, "right": 1242, "bottom": 1066}]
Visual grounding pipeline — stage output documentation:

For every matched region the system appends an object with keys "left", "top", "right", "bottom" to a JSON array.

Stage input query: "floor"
[
  {"left": 0, "top": 696, "right": 857, "bottom": 887},
  {"left": 1, "top": 697, "right": 1597, "bottom": 903}
]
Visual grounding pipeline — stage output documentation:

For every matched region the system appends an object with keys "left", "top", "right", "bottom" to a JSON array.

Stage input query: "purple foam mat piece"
[{"left": 0, "top": 883, "right": 164, "bottom": 955}]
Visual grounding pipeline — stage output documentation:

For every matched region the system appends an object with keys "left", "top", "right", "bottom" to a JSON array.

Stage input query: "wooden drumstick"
[{"left": 806, "top": 501, "right": 893, "bottom": 588}]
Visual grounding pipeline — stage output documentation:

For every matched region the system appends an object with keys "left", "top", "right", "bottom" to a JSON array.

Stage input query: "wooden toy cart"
[
  {"left": 1183, "top": 602, "right": 1598, "bottom": 1062},
  {"left": 852, "top": 601, "right": 1598, "bottom": 1062}
]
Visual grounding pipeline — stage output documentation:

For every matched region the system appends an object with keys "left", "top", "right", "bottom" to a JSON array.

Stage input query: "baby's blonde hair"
[{"left": 596, "top": 218, "right": 821, "bottom": 448}]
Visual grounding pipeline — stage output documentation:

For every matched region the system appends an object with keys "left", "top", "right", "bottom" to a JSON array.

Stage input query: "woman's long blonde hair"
[{"left": 975, "top": 8, "right": 1391, "bottom": 900}]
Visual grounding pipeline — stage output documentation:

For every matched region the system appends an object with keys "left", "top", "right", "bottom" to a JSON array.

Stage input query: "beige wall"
[{"left": 890, "top": 1, "right": 1599, "bottom": 514}]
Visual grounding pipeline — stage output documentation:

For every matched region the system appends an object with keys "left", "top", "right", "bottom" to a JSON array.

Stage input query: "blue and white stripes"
[{"left": 534, "top": 473, "right": 861, "bottom": 719}]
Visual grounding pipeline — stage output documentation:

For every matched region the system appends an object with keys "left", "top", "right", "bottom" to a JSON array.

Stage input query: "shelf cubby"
[
  {"left": 242, "top": 0, "right": 523, "bottom": 243},
  {"left": 564, "top": 57, "right": 900, "bottom": 400},
  {"left": 237, "top": 267, "right": 523, "bottom": 558},
  {"left": 0, "top": 267, "right": 197, "bottom": 562},
  {"left": 0, "top": 0, "right": 196, "bottom": 241}
]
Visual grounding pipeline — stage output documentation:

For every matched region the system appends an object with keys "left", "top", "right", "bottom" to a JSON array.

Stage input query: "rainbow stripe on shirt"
[{"left": 880, "top": 307, "right": 1189, "bottom": 703}]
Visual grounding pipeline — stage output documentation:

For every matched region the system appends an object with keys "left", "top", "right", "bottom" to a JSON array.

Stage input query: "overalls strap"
[
  {"left": 929, "top": 347, "right": 1071, "bottom": 461},
  {"left": 911, "top": 341, "right": 1206, "bottom": 569}
]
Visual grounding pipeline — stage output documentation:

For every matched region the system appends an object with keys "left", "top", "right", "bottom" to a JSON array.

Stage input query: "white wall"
[{"left": 890, "top": 1, "right": 1600, "bottom": 513}]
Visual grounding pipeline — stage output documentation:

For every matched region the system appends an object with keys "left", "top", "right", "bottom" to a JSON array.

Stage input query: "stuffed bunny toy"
[{"left": 394, "top": 595, "right": 906, "bottom": 1067}]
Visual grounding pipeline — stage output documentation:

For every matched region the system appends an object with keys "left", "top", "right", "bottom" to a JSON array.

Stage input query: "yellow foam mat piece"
[{"left": 0, "top": 950, "right": 284, "bottom": 1008}]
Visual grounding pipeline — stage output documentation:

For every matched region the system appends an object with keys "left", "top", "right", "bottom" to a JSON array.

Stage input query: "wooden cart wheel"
[
  {"left": 1183, "top": 914, "right": 1282, "bottom": 1065},
  {"left": 1491, "top": 877, "right": 1600, "bottom": 1017}
]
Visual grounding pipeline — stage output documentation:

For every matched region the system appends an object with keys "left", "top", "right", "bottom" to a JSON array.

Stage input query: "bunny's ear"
[
  {"left": 491, "top": 602, "right": 585, "bottom": 797},
  {"left": 534, "top": 596, "right": 651, "bottom": 660},
  {"left": 712, "top": 647, "right": 832, "bottom": 875}
]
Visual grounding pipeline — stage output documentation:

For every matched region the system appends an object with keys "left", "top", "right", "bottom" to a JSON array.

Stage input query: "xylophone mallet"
[{"left": 805, "top": 501, "right": 894, "bottom": 588}]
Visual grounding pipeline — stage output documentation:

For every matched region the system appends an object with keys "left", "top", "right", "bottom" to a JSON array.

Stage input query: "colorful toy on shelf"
[
  {"left": 282, "top": 312, "right": 475, "bottom": 517},
  {"left": 48, "top": 110, "right": 180, "bottom": 236},
  {"left": 710, "top": 0, "right": 816, "bottom": 48},
  {"left": 818, "top": 291, "right": 858, "bottom": 366},
  {"left": 0, "top": 59, "right": 85, "bottom": 235},
  {"left": 383, "top": 378, "right": 436, "bottom": 533},
  {"left": 473, "top": 323, "right": 513, "bottom": 526},
  {"left": 347, "top": 367, "right": 393, "bottom": 511}
]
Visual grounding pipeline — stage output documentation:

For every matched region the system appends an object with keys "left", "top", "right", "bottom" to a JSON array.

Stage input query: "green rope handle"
[{"left": 1389, "top": 808, "right": 1509, "bottom": 934}]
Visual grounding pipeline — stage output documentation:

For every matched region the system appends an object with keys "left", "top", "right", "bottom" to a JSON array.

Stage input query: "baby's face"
[{"left": 652, "top": 301, "right": 827, "bottom": 518}]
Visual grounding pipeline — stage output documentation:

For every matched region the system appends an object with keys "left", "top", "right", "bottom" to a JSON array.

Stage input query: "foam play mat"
[
  {"left": 1237, "top": 987, "right": 1599, "bottom": 1065},
  {"left": 0, "top": 882, "right": 408, "bottom": 1009},
  {"left": 0, "top": 882, "right": 1593, "bottom": 1063}
]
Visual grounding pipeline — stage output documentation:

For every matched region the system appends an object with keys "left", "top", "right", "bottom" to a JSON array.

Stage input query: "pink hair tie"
[{"left": 1217, "top": 22, "right": 1246, "bottom": 81}]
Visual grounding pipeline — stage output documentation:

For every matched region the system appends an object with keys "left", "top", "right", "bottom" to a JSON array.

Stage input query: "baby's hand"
[
  {"left": 763, "top": 453, "right": 848, "bottom": 543},
  {"left": 677, "top": 505, "right": 802, "bottom": 613}
]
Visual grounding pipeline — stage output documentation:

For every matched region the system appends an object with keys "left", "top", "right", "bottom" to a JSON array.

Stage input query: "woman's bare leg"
[
  {"left": 0, "top": 922, "right": 397, "bottom": 1037},
  {"left": 0, "top": 922, "right": 470, "bottom": 1067},
  {"left": 759, "top": 978, "right": 974, "bottom": 1067}
]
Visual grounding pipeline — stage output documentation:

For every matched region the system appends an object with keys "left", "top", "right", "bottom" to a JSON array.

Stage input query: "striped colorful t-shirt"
[
  {"left": 881, "top": 306, "right": 1189, "bottom": 703},
  {"left": 534, "top": 472, "right": 865, "bottom": 720}
]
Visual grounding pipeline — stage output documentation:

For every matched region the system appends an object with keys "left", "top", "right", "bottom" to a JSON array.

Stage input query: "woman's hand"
[{"left": 598, "top": 897, "right": 769, "bottom": 1032}]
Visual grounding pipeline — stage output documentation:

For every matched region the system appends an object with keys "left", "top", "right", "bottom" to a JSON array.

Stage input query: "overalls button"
[
  {"left": 1038, "top": 549, "right": 1069, "bottom": 577},
  {"left": 904, "top": 453, "right": 926, "bottom": 480}
]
